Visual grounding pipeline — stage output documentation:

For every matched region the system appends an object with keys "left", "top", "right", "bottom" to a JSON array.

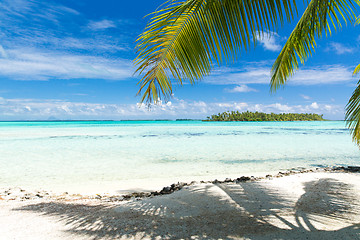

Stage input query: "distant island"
[{"left": 205, "top": 111, "right": 325, "bottom": 121}]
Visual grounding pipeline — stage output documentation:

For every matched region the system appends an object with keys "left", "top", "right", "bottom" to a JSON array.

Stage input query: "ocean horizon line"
[
  {"left": 0, "top": 119, "right": 345, "bottom": 122},
  {"left": 0, "top": 119, "right": 203, "bottom": 122}
]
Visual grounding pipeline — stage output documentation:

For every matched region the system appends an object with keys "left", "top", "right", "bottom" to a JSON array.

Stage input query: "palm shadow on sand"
[{"left": 13, "top": 177, "right": 360, "bottom": 239}]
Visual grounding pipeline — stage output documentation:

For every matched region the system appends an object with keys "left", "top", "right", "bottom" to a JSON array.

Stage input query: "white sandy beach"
[{"left": 1, "top": 171, "right": 360, "bottom": 240}]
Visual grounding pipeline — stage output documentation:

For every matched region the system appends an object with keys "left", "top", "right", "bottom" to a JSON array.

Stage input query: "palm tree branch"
[
  {"left": 270, "top": 0, "right": 358, "bottom": 91},
  {"left": 353, "top": 64, "right": 360, "bottom": 75},
  {"left": 346, "top": 78, "right": 360, "bottom": 146},
  {"left": 135, "top": 0, "right": 298, "bottom": 104}
]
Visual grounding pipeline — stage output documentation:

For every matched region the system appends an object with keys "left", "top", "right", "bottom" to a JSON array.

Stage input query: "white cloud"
[
  {"left": 0, "top": 45, "right": 8, "bottom": 58},
  {"left": 0, "top": 0, "right": 130, "bottom": 53},
  {"left": 292, "top": 65, "right": 354, "bottom": 84},
  {"left": 23, "top": 36, "right": 128, "bottom": 52},
  {"left": 0, "top": 97, "right": 343, "bottom": 120},
  {"left": 87, "top": 20, "right": 116, "bottom": 30},
  {"left": 256, "top": 32, "right": 282, "bottom": 52},
  {"left": 205, "top": 64, "right": 354, "bottom": 86},
  {"left": 324, "top": 105, "right": 333, "bottom": 111},
  {"left": 326, "top": 42, "right": 354, "bottom": 55},
  {"left": 310, "top": 102, "right": 319, "bottom": 109},
  {"left": 226, "top": 85, "right": 258, "bottom": 93},
  {"left": 0, "top": 48, "right": 133, "bottom": 80},
  {"left": 0, "top": 0, "right": 79, "bottom": 25},
  {"left": 267, "top": 103, "right": 293, "bottom": 112},
  {"left": 0, "top": 97, "right": 7, "bottom": 104},
  {"left": 0, "top": 0, "right": 132, "bottom": 81},
  {"left": 300, "top": 94, "right": 311, "bottom": 100}
]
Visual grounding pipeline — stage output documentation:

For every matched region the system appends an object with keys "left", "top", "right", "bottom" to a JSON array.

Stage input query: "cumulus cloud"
[
  {"left": 310, "top": 102, "right": 319, "bottom": 109},
  {"left": 225, "top": 85, "right": 258, "bottom": 93},
  {"left": 256, "top": 32, "right": 282, "bottom": 52},
  {"left": 0, "top": 97, "right": 343, "bottom": 120}
]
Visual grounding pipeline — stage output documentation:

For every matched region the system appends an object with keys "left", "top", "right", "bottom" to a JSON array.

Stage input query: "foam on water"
[{"left": 0, "top": 121, "right": 358, "bottom": 193}]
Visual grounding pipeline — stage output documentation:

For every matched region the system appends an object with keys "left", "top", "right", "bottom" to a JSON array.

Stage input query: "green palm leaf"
[
  {"left": 345, "top": 64, "right": 360, "bottom": 145},
  {"left": 270, "top": 0, "right": 358, "bottom": 91},
  {"left": 135, "top": 0, "right": 298, "bottom": 104},
  {"left": 346, "top": 80, "right": 360, "bottom": 146},
  {"left": 354, "top": 63, "right": 360, "bottom": 75},
  {"left": 356, "top": 15, "right": 360, "bottom": 24}
]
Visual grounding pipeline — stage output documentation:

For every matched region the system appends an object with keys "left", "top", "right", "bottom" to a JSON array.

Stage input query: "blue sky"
[{"left": 0, "top": 0, "right": 359, "bottom": 120}]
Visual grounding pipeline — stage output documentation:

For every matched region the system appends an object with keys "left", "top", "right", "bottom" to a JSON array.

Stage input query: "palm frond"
[
  {"left": 354, "top": 63, "right": 360, "bottom": 75},
  {"left": 356, "top": 15, "right": 360, "bottom": 24},
  {"left": 346, "top": 78, "right": 360, "bottom": 146},
  {"left": 270, "top": 0, "right": 358, "bottom": 91},
  {"left": 135, "top": 0, "right": 298, "bottom": 104}
]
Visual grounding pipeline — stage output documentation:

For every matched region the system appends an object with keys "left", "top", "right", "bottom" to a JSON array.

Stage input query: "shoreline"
[
  {"left": 1, "top": 165, "right": 359, "bottom": 203},
  {"left": 1, "top": 168, "right": 360, "bottom": 239}
]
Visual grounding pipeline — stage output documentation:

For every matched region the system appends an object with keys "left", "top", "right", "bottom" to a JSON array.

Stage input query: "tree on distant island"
[
  {"left": 134, "top": 0, "right": 360, "bottom": 145},
  {"left": 205, "top": 111, "right": 325, "bottom": 121}
]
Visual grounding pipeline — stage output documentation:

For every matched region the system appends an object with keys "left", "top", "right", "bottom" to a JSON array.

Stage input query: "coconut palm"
[
  {"left": 347, "top": 64, "right": 360, "bottom": 145},
  {"left": 134, "top": 0, "right": 360, "bottom": 144}
]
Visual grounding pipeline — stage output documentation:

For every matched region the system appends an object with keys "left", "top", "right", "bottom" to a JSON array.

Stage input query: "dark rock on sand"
[{"left": 236, "top": 176, "right": 251, "bottom": 182}]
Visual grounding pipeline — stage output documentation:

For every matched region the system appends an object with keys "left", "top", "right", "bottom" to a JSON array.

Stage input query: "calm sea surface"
[{"left": 0, "top": 121, "right": 359, "bottom": 192}]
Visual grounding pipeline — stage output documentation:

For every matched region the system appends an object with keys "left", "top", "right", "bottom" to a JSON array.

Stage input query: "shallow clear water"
[{"left": 0, "top": 121, "right": 359, "bottom": 191}]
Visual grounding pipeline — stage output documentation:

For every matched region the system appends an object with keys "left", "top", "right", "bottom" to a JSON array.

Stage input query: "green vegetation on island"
[{"left": 205, "top": 111, "right": 325, "bottom": 122}]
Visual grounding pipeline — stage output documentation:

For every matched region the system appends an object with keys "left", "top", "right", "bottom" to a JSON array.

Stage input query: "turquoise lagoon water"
[{"left": 0, "top": 121, "right": 359, "bottom": 192}]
